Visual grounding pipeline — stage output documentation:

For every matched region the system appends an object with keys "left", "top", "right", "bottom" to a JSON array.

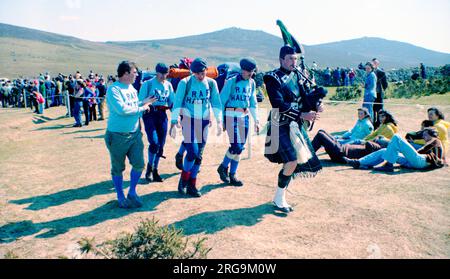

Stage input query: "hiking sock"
[
  {"left": 112, "top": 176, "right": 125, "bottom": 202},
  {"left": 129, "top": 169, "right": 142, "bottom": 197},
  {"left": 190, "top": 163, "right": 201, "bottom": 179},
  {"left": 230, "top": 159, "right": 239, "bottom": 175}
]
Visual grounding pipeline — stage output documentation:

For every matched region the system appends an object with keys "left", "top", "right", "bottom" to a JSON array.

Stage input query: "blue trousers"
[
  {"left": 73, "top": 101, "right": 82, "bottom": 125},
  {"left": 225, "top": 115, "right": 249, "bottom": 155},
  {"left": 181, "top": 117, "right": 210, "bottom": 163},
  {"left": 143, "top": 110, "right": 168, "bottom": 157}
]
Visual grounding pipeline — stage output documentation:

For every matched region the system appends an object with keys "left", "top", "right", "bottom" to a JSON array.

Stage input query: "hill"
[{"left": 1, "top": 23, "right": 449, "bottom": 77}]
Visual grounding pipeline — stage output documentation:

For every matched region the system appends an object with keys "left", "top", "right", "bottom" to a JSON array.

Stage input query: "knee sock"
[
  {"left": 112, "top": 176, "right": 125, "bottom": 202},
  {"left": 221, "top": 154, "right": 232, "bottom": 168},
  {"left": 230, "top": 159, "right": 239, "bottom": 175},
  {"left": 129, "top": 169, "right": 142, "bottom": 197},
  {"left": 190, "top": 163, "right": 201, "bottom": 179}
]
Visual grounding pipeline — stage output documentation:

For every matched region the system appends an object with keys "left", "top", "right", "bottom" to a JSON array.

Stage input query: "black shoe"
[
  {"left": 272, "top": 202, "right": 294, "bottom": 213},
  {"left": 152, "top": 169, "right": 163, "bottom": 182},
  {"left": 178, "top": 178, "right": 188, "bottom": 195},
  {"left": 145, "top": 164, "right": 153, "bottom": 182},
  {"left": 187, "top": 179, "right": 202, "bottom": 198},
  {"left": 175, "top": 153, "right": 183, "bottom": 170},
  {"left": 374, "top": 162, "right": 394, "bottom": 173},
  {"left": 343, "top": 157, "right": 360, "bottom": 169},
  {"left": 217, "top": 165, "right": 230, "bottom": 184},
  {"left": 229, "top": 174, "right": 243, "bottom": 187}
]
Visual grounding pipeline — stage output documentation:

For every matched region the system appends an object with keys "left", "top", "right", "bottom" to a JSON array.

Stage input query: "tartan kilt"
[
  {"left": 265, "top": 123, "right": 297, "bottom": 164},
  {"left": 264, "top": 119, "right": 322, "bottom": 178}
]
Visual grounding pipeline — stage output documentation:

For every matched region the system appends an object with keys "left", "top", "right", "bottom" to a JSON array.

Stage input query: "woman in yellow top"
[
  {"left": 412, "top": 107, "right": 449, "bottom": 153},
  {"left": 364, "top": 110, "right": 399, "bottom": 143}
]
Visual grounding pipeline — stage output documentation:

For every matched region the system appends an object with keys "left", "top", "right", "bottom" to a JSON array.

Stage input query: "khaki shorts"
[{"left": 105, "top": 130, "right": 145, "bottom": 176}]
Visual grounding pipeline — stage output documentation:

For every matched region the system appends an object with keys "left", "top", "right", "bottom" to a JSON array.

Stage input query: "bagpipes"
[{"left": 276, "top": 20, "right": 328, "bottom": 130}]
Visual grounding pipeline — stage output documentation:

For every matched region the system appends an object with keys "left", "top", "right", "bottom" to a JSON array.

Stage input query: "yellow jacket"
[
  {"left": 364, "top": 123, "right": 399, "bottom": 141},
  {"left": 414, "top": 119, "right": 450, "bottom": 153}
]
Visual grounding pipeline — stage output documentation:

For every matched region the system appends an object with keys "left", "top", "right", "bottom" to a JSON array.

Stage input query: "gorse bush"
[
  {"left": 79, "top": 218, "right": 211, "bottom": 259},
  {"left": 330, "top": 85, "right": 363, "bottom": 101},
  {"left": 386, "top": 77, "right": 450, "bottom": 99}
]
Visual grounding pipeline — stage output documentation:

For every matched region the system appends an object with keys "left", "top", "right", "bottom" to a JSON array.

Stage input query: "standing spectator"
[
  {"left": 372, "top": 59, "right": 388, "bottom": 129},
  {"left": 420, "top": 63, "right": 427, "bottom": 79},
  {"left": 333, "top": 67, "right": 341, "bottom": 86},
  {"left": 96, "top": 78, "right": 107, "bottom": 121},
  {"left": 324, "top": 67, "right": 331, "bottom": 86},
  {"left": 349, "top": 68, "right": 356, "bottom": 86},
  {"left": 73, "top": 80, "right": 85, "bottom": 127},
  {"left": 363, "top": 62, "right": 377, "bottom": 122},
  {"left": 83, "top": 81, "right": 93, "bottom": 126},
  {"left": 340, "top": 68, "right": 346, "bottom": 86},
  {"left": 87, "top": 83, "right": 98, "bottom": 122}
]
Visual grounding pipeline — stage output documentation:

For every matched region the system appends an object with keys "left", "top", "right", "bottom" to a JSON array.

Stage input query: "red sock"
[{"left": 181, "top": 171, "right": 191, "bottom": 181}]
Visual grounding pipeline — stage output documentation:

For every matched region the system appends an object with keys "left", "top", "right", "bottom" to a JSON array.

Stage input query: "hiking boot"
[
  {"left": 145, "top": 164, "right": 153, "bottom": 182},
  {"left": 343, "top": 157, "right": 360, "bottom": 169},
  {"left": 175, "top": 153, "right": 183, "bottom": 171},
  {"left": 229, "top": 174, "right": 243, "bottom": 187},
  {"left": 217, "top": 165, "right": 230, "bottom": 184},
  {"left": 374, "top": 162, "right": 394, "bottom": 173},
  {"left": 118, "top": 198, "right": 132, "bottom": 209},
  {"left": 187, "top": 178, "right": 202, "bottom": 198},
  {"left": 152, "top": 169, "right": 163, "bottom": 182},
  {"left": 178, "top": 171, "right": 190, "bottom": 195},
  {"left": 127, "top": 194, "right": 143, "bottom": 208}
]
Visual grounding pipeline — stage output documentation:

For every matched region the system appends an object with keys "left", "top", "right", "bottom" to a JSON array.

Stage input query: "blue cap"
[
  {"left": 240, "top": 58, "right": 257, "bottom": 72},
  {"left": 155, "top": 63, "right": 169, "bottom": 74},
  {"left": 190, "top": 58, "right": 207, "bottom": 73}
]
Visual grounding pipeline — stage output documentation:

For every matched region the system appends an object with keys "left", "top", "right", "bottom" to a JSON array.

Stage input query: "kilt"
[{"left": 265, "top": 117, "right": 322, "bottom": 178}]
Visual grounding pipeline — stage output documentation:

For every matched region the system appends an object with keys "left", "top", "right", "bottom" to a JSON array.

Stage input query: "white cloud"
[{"left": 65, "top": 0, "right": 82, "bottom": 9}]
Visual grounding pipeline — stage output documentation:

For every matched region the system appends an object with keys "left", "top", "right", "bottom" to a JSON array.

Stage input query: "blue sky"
[{"left": 0, "top": 0, "right": 449, "bottom": 53}]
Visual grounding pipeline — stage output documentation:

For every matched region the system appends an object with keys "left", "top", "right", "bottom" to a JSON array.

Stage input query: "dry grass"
[{"left": 0, "top": 96, "right": 449, "bottom": 259}]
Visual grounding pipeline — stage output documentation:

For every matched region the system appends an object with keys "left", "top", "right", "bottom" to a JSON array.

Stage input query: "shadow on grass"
[
  {"left": 63, "top": 128, "right": 105, "bottom": 135},
  {"left": 0, "top": 191, "right": 186, "bottom": 243},
  {"left": 33, "top": 124, "right": 74, "bottom": 131},
  {"left": 74, "top": 134, "right": 105, "bottom": 139},
  {"left": 32, "top": 115, "right": 66, "bottom": 124},
  {"left": 10, "top": 181, "right": 116, "bottom": 211},
  {"left": 169, "top": 203, "right": 287, "bottom": 236}
]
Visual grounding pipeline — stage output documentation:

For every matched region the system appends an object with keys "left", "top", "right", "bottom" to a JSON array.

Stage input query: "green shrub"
[
  {"left": 79, "top": 218, "right": 211, "bottom": 259},
  {"left": 330, "top": 85, "right": 363, "bottom": 101},
  {"left": 386, "top": 77, "right": 450, "bottom": 99}
]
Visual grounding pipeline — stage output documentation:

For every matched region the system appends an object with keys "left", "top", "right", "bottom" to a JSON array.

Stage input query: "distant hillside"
[{"left": 1, "top": 23, "right": 449, "bottom": 78}]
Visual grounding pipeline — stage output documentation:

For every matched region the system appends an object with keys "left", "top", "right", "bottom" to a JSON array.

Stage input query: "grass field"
[{"left": 0, "top": 94, "right": 449, "bottom": 259}]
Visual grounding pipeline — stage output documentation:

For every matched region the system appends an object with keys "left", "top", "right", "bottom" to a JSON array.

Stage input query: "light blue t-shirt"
[
  {"left": 106, "top": 81, "right": 145, "bottom": 133},
  {"left": 171, "top": 76, "right": 222, "bottom": 123},
  {"left": 220, "top": 75, "right": 259, "bottom": 122},
  {"left": 138, "top": 77, "right": 174, "bottom": 108}
]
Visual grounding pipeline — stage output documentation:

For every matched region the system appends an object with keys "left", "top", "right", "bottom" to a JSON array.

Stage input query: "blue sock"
[
  {"left": 230, "top": 160, "right": 239, "bottom": 175},
  {"left": 154, "top": 156, "right": 161, "bottom": 169},
  {"left": 148, "top": 150, "right": 156, "bottom": 168},
  {"left": 222, "top": 154, "right": 231, "bottom": 168},
  {"left": 129, "top": 169, "right": 142, "bottom": 197},
  {"left": 183, "top": 157, "right": 195, "bottom": 172},
  {"left": 178, "top": 144, "right": 186, "bottom": 156},
  {"left": 190, "top": 164, "right": 201, "bottom": 179},
  {"left": 112, "top": 176, "right": 125, "bottom": 202}
]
